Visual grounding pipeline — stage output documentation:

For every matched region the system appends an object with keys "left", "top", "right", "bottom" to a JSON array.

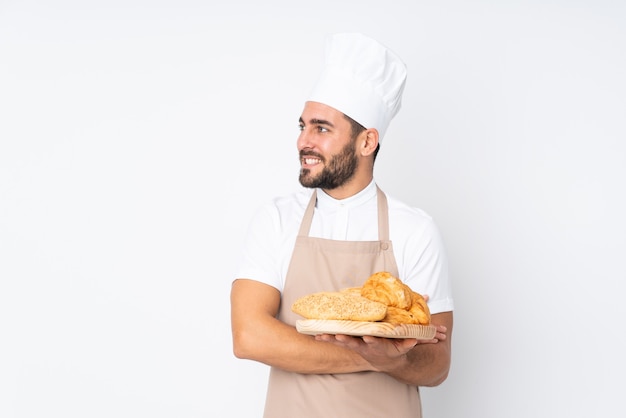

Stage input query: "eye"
[
  {"left": 317, "top": 126, "right": 329, "bottom": 133},
  {"left": 298, "top": 124, "right": 305, "bottom": 131}
]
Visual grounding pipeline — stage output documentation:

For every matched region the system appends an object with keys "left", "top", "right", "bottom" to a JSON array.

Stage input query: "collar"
[{"left": 316, "top": 180, "right": 377, "bottom": 211}]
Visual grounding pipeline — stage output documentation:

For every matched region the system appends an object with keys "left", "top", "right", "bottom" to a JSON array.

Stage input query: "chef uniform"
[
  {"left": 263, "top": 186, "right": 423, "bottom": 417},
  {"left": 261, "top": 33, "right": 425, "bottom": 417}
]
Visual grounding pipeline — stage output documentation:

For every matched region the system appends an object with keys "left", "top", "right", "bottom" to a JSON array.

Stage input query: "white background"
[{"left": 1, "top": 1, "right": 625, "bottom": 417}]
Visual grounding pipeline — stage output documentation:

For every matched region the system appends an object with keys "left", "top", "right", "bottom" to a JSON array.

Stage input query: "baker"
[{"left": 230, "top": 32, "right": 454, "bottom": 418}]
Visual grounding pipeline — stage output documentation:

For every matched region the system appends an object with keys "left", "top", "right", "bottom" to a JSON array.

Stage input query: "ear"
[{"left": 360, "top": 128, "right": 379, "bottom": 157}]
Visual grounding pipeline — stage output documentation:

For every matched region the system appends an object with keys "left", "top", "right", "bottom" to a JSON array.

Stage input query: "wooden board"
[{"left": 296, "top": 319, "right": 437, "bottom": 339}]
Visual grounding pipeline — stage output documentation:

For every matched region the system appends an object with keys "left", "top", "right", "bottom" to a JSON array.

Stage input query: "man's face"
[{"left": 297, "top": 102, "right": 358, "bottom": 190}]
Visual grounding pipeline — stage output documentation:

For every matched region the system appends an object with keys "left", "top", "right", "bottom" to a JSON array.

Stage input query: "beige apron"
[{"left": 263, "top": 186, "right": 422, "bottom": 418}]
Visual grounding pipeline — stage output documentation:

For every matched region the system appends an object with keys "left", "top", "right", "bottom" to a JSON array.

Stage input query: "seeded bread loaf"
[{"left": 291, "top": 291, "right": 387, "bottom": 321}]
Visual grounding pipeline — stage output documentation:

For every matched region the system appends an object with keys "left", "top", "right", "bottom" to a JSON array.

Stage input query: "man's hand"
[
  {"left": 314, "top": 322, "right": 448, "bottom": 376},
  {"left": 315, "top": 322, "right": 446, "bottom": 351}
]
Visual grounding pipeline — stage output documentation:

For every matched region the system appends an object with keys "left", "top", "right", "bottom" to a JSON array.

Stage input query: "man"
[{"left": 231, "top": 33, "right": 454, "bottom": 417}]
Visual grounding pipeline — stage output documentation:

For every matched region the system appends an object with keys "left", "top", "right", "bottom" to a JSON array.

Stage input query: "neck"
[{"left": 322, "top": 174, "right": 373, "bottom": 200}]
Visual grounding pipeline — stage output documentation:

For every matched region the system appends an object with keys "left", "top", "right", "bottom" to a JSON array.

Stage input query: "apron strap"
[
  {"left": 298, "top": 186, "right": 390, "bottom": 241},
  {"left": 298, "top": 190, "right": 317, "bottom": 237},
  {"left": 376, "top": 185, "right": 390, "bottom": 242}
]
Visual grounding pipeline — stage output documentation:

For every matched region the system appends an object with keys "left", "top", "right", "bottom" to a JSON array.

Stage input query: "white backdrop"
[{"left": 1, "top": 1, "right": 625, "bottom": 417}]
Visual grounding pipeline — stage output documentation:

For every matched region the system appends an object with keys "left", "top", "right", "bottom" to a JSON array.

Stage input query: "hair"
[{"left": 343, "top": 114, "right": 380, "bottom": 161}]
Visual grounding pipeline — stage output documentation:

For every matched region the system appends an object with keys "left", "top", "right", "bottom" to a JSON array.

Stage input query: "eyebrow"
[{"left": 299, "top": 117, "right": 335, "bottom": 128}]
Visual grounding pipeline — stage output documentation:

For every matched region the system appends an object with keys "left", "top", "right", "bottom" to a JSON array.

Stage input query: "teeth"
[{"left": 304, "top": 158, "right": 320, "bottom": 164}]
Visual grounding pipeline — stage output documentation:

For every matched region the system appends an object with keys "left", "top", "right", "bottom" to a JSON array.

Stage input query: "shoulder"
[
  {"left": 385, "top": 192, "right": 446, "bottom": 256},
  {"left": 249, "top": 188, "right": 313, "bottom": 229},
  {"left": 386, "top": 193, "right": 437, "bottom": 231},
  {"left": 263, "top": 188, "right": 312, "bottom": 216},
  {"left": 272, "top": 188, "right": 313, "bottom": 211}
]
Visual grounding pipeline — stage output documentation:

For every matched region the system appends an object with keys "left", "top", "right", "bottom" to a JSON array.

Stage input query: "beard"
[{"left": 299, "top": 138, "right": 358, "bottom": 190}]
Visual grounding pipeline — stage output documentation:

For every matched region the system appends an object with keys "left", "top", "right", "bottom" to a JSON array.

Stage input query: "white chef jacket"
[{"left": 235, "top": 180, "right": 454, "bottom": 314}]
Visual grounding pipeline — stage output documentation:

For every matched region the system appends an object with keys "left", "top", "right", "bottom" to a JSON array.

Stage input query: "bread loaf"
[{"left": 291, "top": 291, "right": 387, "bottom": 321}]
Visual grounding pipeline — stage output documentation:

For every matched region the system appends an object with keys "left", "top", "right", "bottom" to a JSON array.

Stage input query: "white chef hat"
[{"left": 307, "top": 32, "right": 407, "bottom": 142}]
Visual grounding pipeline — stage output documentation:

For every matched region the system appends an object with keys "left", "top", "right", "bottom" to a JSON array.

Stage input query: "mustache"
[{"left": 299, "top": 150, "right": 324, "bottom": 160}]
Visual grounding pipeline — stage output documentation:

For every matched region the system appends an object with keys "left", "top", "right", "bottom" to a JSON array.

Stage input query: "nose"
[{"left": 297, "top": 128, "right": 313, "bottom": 152}]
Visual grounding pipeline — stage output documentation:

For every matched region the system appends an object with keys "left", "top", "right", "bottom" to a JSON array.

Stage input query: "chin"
[{"left": 299, "top": 176, "right": 318, "bottom": 189}]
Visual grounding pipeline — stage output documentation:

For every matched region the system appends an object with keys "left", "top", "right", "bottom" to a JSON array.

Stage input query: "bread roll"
[
  {"left": 360, "top": 271, "right": 413, "bottom": 310},
  {"left": 362, "top": 272, "right": 431, "bottom": 325}
]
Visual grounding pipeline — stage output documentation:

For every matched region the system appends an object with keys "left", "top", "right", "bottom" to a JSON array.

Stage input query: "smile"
[{"left": 303, "top": 157, "right": 321, "bottom": 165}]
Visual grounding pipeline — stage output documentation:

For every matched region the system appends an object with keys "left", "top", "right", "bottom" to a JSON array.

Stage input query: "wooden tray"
[{"left": 296, "top": 319, "right": 437, "bottom": 339}]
